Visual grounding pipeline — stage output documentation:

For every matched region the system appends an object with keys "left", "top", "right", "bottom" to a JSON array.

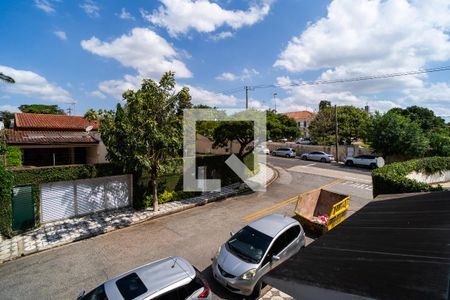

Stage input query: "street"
[{"left": 0, "top": 156, "right": 373, "bottom": 300}]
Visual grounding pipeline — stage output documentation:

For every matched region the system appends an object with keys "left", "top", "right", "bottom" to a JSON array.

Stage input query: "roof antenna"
[{"left": 171, "top": 257, "right": 178, "bottom": 268}]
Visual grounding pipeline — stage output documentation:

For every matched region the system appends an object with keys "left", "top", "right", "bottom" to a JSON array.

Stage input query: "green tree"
[
  {"left": 389, "top": 106, "right": 445, "bottom": 132},
  {"left": 100, "top": 72, "right": 191, "bottom": 211},
  {"left": 319, "top": 100, "right": 331, "bottom": 111},
  {"left": 367, "top": 111, "right": 429, "bottom": 159},
  {"left": 84, "top": 108, "right": 98, "bottom": 121},
  {"left": 213, "top": 120, "right": 254, "bottom": 158},
  {"left": 267, "top": 110, "right": 300, "bottom": 141},
  {"left": 309, "top": 105, "right": 370, "bottom": 145},
  {"left": 19, "top": 104, "right": 65, "bottom": 115},
  {"left": 0, "top": 111, "right": 14, "bottom": 128},
  {"left": 428, "top": 128, "right": 450, "bottom": 156}
]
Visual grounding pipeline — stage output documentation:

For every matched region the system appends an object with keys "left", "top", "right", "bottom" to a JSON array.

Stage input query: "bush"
[
  {"left": 372, "top": 157, "right": 450, "bottom": 197},
  {"left": 0, "top": 165, "right": 14, "bottom": 237}
]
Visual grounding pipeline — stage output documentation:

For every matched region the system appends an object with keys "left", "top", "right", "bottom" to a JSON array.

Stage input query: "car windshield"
[
  {"left": 79, "top": 284, "right": 108, "bottom": 300},
  {"left": 227, "top": 226, "right": 272, "bottom": 264}
]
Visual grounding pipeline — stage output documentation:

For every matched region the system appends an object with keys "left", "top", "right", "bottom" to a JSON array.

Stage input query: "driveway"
[{"left": 0, "top": 157, "right": 373, "bottom": 300}]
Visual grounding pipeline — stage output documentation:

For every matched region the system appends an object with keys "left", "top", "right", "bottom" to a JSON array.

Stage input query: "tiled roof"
[
  {"left": 2, "top": 129, "right": 99, "bottom": 145},
  {"left": 281, "top": 111, "right": 315, "bottom": 120},
  {"left": 14, "top": 113, "right": 99, "bottom": 131}
]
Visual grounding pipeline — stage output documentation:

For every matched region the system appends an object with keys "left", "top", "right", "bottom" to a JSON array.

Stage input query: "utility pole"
[
  {"left": 273, "top": 92, "right": 277, "bottom": 112},
  {"left": 245, "top": 86, "right": 249, "bottom": 109},
  {"left": 335, "top": 104, "right": 339, "bottom": 162}
]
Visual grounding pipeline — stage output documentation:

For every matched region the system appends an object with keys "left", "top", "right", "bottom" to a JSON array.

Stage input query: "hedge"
[
  {"left": 0, "top": 165, "right": 14, "bottom": 237},
  {"left": 372, "top": 156, "right": 449, "bottom": 197}
]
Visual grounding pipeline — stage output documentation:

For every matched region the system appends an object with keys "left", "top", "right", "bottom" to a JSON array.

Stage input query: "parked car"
[
  {"left": 271, "top": 147, "right": 296, "bottom": 158},
  {"left": 295, "top": 138, "right": 312, "bottom": 145},
  {"left": 77, "top": 256, "right": 211, "bottom": 300},
  {"left": 300, "top": 151, "right": 334, "bottom": 163},
  {"left": 345, "top": 155, "right": 385, "bottom": 169},
  {"left": 255, "top": 145, "right": 270, "bottom": 155},
  {"left": 212, "top": 214, "right": 305, "bottom": 297}
]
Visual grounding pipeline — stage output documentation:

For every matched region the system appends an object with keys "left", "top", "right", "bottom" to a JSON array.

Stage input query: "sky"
[{"left": 1, "top": 0, "right": 449, "bottom": 121}]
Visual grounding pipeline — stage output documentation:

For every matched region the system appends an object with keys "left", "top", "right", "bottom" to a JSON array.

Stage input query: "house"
[
  {"left": 1, "top": 113, "right": 108, "bottom": 166},
  {"left": 281, "top": 111, "right": 315, "bottom": 137}
]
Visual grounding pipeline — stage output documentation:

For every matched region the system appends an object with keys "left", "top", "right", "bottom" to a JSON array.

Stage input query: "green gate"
[{"left": 12, "top": 186, "right": 35, "bottom": 231}]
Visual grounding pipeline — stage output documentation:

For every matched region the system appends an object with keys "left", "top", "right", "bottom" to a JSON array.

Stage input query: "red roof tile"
[
  {"left": 2, "top": 129, "right": 99, "bottom": 145},
  {"left": 281, "top": 111, "right": 315, "bottom": 120},
  {"left": 14, "top": 113, "right": 99, "bottom": 131}
]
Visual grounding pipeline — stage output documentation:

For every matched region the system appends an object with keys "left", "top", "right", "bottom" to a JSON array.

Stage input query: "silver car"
[
  {"left": 212, "top": 214, "right": 305, "bottom": 297},
  {"left": 300, "top": 151, "right": 334, "bottom": 162},
  {"left": 78, "top": 256, "right": 211, "bottom": 300},
  {"left": 271, "top": 147, "right": 296, "bottom": 158}
]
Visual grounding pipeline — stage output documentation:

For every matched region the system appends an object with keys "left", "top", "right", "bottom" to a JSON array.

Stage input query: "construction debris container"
[{"left": 294, "top": 189, "right": 350, "bottom": 235}]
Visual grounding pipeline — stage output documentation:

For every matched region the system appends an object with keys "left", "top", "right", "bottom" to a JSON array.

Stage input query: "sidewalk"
[{"left": 0, "top": 164, "right": 274, "bottom": 263}]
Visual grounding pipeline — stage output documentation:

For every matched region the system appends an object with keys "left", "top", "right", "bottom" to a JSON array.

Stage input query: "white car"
[
  {"left": 300, "top": 151, "right": 334, "bottom": 163},
  {"left": 255, "top": 145, "right": 270, "bottom": 155},
  {"left": 271, "top": 147, "right": 296, "bottom": 158},
  {"left": 345, "top": 155, "right": 385, "bottom": 169}
]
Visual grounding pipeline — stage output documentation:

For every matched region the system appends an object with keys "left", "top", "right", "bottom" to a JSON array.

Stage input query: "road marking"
[
  {"left": 343, "top": 181, "right": 373, "bottom": 190},
  {"left": 242, "top": 179, "right": 344, "bottom": 222}
]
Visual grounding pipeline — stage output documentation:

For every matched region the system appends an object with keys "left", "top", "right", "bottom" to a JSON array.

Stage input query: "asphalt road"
[{"left": 0, "top": 157, "right": 373, "bottom": 300}]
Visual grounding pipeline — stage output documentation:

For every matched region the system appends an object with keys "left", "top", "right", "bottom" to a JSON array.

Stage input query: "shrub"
[
  {"left": 372, "top": 157, "right": 449, "bottom": 197},
  {"left": 0, "top": 165, "right": 14, "bottom": 237}
]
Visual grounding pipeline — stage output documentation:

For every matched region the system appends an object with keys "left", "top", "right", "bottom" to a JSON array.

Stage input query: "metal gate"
[
  {"left": 12, "top": 186, "right": 35, "bottom": 231},
  {"left": 40, "top": 174, "right": 132, "bottom": 223}
]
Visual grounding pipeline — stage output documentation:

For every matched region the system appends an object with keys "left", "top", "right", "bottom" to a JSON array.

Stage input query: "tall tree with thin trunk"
[{"left": 100, "top": 72, "right": 192, "bottom": 211}]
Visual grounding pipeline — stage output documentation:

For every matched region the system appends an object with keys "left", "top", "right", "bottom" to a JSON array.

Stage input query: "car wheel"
[
  {"left": 320, "top": 157, "right": 326, "bottom": 162},
  {"left": 301, "top": 155, "right": 307, "bottom": 160},
  {"left": 370, "top": 163, "right": 377, "bottom": 169},
  {"left": 249, "top": 280, "right": 262, "bottom": 299},
  {"left": 346, "top": 160, "right": 354, "bottom": 166},
  {"left": 285, "top": 154, "right": 290, "bottom": 158}
]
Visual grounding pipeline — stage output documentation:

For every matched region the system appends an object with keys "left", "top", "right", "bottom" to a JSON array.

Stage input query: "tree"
[
  {"left": 19, "top": 104, "right": 65, "bottom": 115},
  {"left": 0, "top": 73, "right": 14, "bottom": 83},
  {"left": 100, "top": 72, "right": 191, "bottom": 211},
  {"left": 389, "top": 106, "right": 445, "bottom": 132},
  {"left": 84, "top": 109, "right": 98, "bottom": 121},
  {"left": 428, "top": 128, "right": 450, "bottom": 157},
  {"left": 267, "top": 110, "right": 300, "bottom": 141},
  {"left": 0, "top": 111, "right": 14, "bottom": 128},
  {"left": 319, "top": 100, "right": 331, "bottom": 111},
  {"left": 309, "top": 105, "right": 370, "bottom": 145},
  {"left": 213, "top": 121, "right": 254, "bottom": 158},
  {"left": 367, "top": 111, "right": 429, "bottom": 159}
]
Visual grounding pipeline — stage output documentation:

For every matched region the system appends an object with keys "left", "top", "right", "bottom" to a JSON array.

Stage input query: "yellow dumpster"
[{"left": 294, "top": 189, "right": 350, "bottom": 235}]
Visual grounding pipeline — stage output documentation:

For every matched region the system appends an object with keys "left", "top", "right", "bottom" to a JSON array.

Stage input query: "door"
[{"left": 12, "top": 186, "right": 35, "bottom": 231}]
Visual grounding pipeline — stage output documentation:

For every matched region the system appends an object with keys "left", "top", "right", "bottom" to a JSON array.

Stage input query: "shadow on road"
[{"left": 201, "top": 265, "right": 244, "bottom": 300}]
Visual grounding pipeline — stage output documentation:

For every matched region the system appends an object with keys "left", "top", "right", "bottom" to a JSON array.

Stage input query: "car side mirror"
[
  {"left": 272, "top": 255, "right": 280, "bottom": 261},
  {"left": 77, "top": 290, "right": 85, "bottom": 300}
]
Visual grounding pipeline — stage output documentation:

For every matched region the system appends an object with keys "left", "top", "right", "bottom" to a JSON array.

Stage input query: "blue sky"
[{"left": 1, "top": 0, "right": 449, "bottom": 121}]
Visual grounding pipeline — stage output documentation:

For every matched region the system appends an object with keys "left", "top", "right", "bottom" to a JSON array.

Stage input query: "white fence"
[{"left": 40, "top": 174, "right": 132, "bottom": 223}]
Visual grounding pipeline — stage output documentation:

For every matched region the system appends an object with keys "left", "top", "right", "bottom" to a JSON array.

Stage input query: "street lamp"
[
  {"left": 273, "top": 93, "right": 277, "bottom": 112},
  {"left": 0, "top": 73, "right": 15, "bottom": 84}
]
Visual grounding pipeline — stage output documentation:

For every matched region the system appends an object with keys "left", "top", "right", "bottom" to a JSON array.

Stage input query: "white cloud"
[
  {"left": 143, "top": 0, "right": 272, "bottom": 37},
  {"left": 53, "top": 31, "right": 67, "bottom": 40},
  {"left": 186, "top": 85, "right": 238, "bottom": 107},
  {"left": 0, "top": 105, "right": 20, "bottom": 113},
  {"left": 210, "top": 31, "right": 233, "bottom": 40},
  {"left": 80, "top": 0, "right": 100, "bottom": 18},
  {"left": 34, "top": 0, "right": 55, "bottom": 14},
  {"left": 216, "top": 68, "right": 259, "bottom": 81},
  {"left": 81, "top": 27, "right": 192, "bottom": 80},
  {"left": 0, "top": 65, "right": 74, "bottom": 103},
  {"left": 90, "top": 90, "right": 106, "bottom": 99},
  {"left": 118, "top": 8, "right": 135, "bottom": 20},
  {"left": 273, "top": 0, "right": 450, "bottom": 115}
]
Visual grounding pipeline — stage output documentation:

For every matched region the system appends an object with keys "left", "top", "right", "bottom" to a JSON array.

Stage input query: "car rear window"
[
  {"left": 80, "top": 284, "right": 108, "bottom": 300},
  {"left": 116, "top": 273, "right": 148, "bottom": 300},
  {"left": 152, "top": 277, "right": 203, "bottom": 300}
]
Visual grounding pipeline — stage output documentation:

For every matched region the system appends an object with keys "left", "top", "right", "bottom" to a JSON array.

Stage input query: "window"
[
  {"left": 153, "top": 278, "right": 202, "bottom": 300},
  {"left": 115, "top": 273, "right": 148, "bottom": 300},
  {"left": 79, "top": 284, "right": 108, "bottom": 300},
  {"left": 285, "top": 225, "right": 301, "bottom": 244},
  {"left": 304, "top": 121, "right": 307, "bottom": 128},
  {"left": 227, "top": 226, "right": 272, "bottom": 264}
]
